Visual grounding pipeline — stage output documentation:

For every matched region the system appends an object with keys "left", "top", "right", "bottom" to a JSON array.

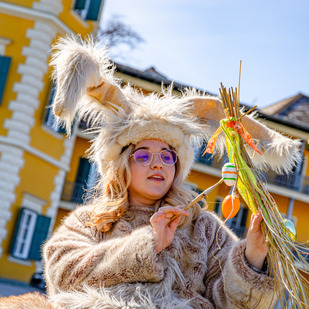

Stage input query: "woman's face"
[{"left": 128, "top": 139, "right": 176, "bottom": 207}]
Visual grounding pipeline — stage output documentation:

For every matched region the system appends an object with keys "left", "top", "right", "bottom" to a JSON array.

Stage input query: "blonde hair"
[{"left": 87, "top": 144, "right": 204, "bottom": 232}]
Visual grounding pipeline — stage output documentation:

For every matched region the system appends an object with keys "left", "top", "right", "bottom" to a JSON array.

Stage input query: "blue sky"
[{"left": 101, "top": 0, "right": 309, "bottom": 108}]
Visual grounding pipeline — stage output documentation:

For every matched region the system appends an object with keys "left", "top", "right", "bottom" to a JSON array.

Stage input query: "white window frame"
[
  {"left": 75, "top": 0, "right": 91, "bottom": 19},
  {"left": 12, "top": 209, "right": 38, "bottom": 260},
  {"left": 0, "top": 37, "right": 11, "bottom": 56}
]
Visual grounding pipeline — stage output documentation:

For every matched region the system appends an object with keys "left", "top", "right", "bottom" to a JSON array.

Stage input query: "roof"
[
  {"left": 115, "top": 62, "right": 309, "bottom": 133},
  {"left": 260, "top": 93, "right": 309, "bottom": 128},
  {"left": 115, "top": 62, "right": 214, "bottom": 94}
]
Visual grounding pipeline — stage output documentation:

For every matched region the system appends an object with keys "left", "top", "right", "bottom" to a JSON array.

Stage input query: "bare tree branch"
[{"left": 97, "top": 15, "right": 144, "bottom": 51}]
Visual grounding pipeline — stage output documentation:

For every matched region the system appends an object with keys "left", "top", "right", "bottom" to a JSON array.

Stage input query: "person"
[
  {"left": 44, "top": 139, "right": 274, "bottom": 309},
  {"left": 4, "top": 36, "right": 301, "bottom": 309}
]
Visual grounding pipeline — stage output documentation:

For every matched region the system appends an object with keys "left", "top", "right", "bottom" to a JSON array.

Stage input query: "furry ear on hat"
[
  {"left": 188, "top": 95, "right": 301, "bottom": 174},
  {"left": 50, "top": 35, "right": 130, "bottom": 133}
]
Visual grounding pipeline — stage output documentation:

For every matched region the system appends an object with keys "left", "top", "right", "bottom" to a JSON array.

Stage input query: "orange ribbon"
[
  {"left": 226, "top": 120, "right": 262, "bottom": 155},
  {"left": 203, "top": 127, "right": 223, "bottom": 155},
  {"left": 204, "top": 119, "right": 262, "bottom": 156}
]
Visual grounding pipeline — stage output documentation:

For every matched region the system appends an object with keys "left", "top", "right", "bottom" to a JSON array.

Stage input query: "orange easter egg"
[{"left": 222, "top": 194, "right": 240, "bottom": 219}]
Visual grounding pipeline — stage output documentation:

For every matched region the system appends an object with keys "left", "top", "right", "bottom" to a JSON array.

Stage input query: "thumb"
[
  {"left": 251, "top": 212, "right": 263, "bottom": 232},
  {"left": 169, "top": 215, "right": 182, "bottom": 232}
]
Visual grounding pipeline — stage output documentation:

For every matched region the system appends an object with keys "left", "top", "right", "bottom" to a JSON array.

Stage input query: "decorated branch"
[{"left": 184, "top": 68, "right": 309, "bottom": 307}]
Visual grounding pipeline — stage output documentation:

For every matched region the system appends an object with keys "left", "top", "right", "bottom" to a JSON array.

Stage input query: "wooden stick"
[
  {"left": 233, "top": 89, "right": 239, "bottom": 119},
  {"left": 231, "top": 87, "right": 238, "bottom": 118},
  {"left": 238, "top": 60, "right": 242, "bottom": 107},
  {"left": 228, "top": 88, "right": 235, "bottom": 117},
  {"left": 225, "top": 88, "right": 232, "bottom": 112},
  {"left": 219, "top": 88, "right": 227, "bottom": 109},
  {"left": 221, "top": 85, "right": 233, "bottom": 117},
  {"left": 220, "top": 83, "right": 228, "bottom": 109},
  {"left": 238, "top": 105, "right": 257, "bottom": 121},
  {"left": 169, "top": 178, "right": 224, "bottom": 223},
  {"left": 185, "top": 178, "right": 224, "bottom": 210}
]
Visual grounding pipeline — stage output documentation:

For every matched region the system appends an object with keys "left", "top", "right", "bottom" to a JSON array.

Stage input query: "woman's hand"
[
  {"left": 150, "top": 206, "right": 189, "bottom": 254},
  {"left": 245, "top": 211, "right": 268, "bottom": 270}
]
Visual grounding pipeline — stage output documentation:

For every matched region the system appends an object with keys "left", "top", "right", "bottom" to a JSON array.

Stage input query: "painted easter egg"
[
  {"left": 282, "top": 219, "right": 296, "bottom": 242},
  {"left": 222, "top": 194, "right": 240, "bottom": 219},
  {"left": 222, "top": 162, "right": 237, "bottom": 186}
]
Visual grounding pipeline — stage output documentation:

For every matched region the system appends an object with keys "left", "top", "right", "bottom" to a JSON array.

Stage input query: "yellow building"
[
  {"left": 1, "top": 0, "right": 308, "bottom": 286},
  {"left": 0, "top": 0, "right": 104, "bottom": 282}
]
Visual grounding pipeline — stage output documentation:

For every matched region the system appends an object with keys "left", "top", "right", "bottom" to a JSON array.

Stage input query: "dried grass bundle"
[{"left": 218, "top": 74, "right": 309, "bottom": 307}]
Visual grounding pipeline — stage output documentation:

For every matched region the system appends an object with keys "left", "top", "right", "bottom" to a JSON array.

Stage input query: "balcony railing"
[{"left": 195, "top": 151, "right": 309, "bottom": 195}]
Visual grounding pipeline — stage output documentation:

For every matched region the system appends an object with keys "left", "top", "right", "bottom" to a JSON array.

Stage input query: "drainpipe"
[
  {"left": 286, "top": 198, "right": 295, "bottom": 220},
  {"left": 295, "top": 139, "right": 305, "bottom": 192}
]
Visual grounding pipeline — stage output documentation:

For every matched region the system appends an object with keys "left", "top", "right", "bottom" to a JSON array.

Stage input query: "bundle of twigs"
[{"left": 218, "top": 79, "right": 309, "bottom": 307}]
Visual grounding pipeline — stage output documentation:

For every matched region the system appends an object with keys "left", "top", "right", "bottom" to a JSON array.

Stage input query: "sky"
[{"left": 100, "top": 0, "right": 309, "bottom": 109}]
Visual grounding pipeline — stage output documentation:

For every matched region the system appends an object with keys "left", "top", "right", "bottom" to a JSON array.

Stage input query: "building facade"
[
  {"left": 0, "top": 0, "right": 104, "bottom": 282},
  {"left": 0, "top": 2, "right": 308, "bottom": 286}
]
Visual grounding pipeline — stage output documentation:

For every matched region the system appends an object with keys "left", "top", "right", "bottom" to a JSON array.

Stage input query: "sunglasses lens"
[
  {"left": 134, "top": 149, "right": 152, "bottom": 165},
  {"left": 160, "top": 150, "right": 177, "bottom": 165}
]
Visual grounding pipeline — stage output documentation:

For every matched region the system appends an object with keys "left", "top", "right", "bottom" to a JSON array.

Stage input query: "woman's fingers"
[
  {"left": 151, "top": 206, "right": 189, "bottom": 222},
  {"left": 250, "top": 211, "right": 263, "bottom": 233},
  {"left": 150, "top": 206, "right": 190, "bottom": 254},
  {"left": 159, "top": 206, "right": 189, "bottom": 216}
]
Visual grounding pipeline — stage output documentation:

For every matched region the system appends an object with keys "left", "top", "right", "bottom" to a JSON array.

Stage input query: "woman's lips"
[{"left": 147, "top": 175, "right": 165, "bottom": 181}]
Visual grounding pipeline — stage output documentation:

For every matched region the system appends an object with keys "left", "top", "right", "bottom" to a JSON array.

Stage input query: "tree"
[{"left": 97, "top": 15, "right": 144, "bottom": 56}]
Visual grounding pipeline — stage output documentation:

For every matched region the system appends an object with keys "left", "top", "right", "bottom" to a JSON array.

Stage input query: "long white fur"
[
  {"left": 50, "top": 254, "right": 192, "bottom": 309},
  {"left": 50, "top": 285, "right": 193, "bottom": 309},
  {"left": 50, "top": 35, "right": 115, "bottom": 134}
]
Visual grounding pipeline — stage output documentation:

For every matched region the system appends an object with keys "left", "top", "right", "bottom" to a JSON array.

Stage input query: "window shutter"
[
  {"left": 72, "top": 158, "right": 91, "bottom": 203},
  {"left": 48, "top": 84, "right": 56, "bottom": 106},
  {"left": 76, "top": 158, "right": 91, "bottom": 184},
  {"left": 9, "top": 207, "right": 25, "bottom": 256},
  {"left": 28, "top": 215, "right": 51, "bottom": 261},
  {"left": 86, "top": 0, "right": 102, "bottom": 21},
  {"left": 44, "top": 85, "right": 67, "bottom": 134},
  {"left": 74, "top": 0, "right": 86, "bottom": 10},
  {"left": 0, "top": 56, "right": 11, "bottom": 104}
]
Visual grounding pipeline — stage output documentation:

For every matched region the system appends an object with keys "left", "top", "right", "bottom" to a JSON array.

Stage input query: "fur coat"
[{"left": 42, "top": 205, "right": 277, "bottom": 309}]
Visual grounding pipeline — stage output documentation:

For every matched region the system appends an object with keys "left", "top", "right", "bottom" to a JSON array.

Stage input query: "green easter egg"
[{"left": 282, "top": 219, "right": 296, "bottom": 242}]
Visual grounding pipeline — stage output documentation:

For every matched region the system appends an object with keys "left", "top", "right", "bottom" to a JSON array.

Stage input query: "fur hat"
[{"left": 50, "top": 36, "right": 301, "bottom": 179}]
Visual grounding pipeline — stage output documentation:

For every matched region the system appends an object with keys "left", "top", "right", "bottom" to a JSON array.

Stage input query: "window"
[
  {"left": 195, "top": 143, "right": 213, "bottom": 166},
  {"left": 74, "top": 0, "right": 102, "bottom": 21},
  {"left": 44, "top": 85, "right": 66, "bottom": 134},
  {"left": 10, "top": 208, "right": 51, "bottom": 261},
  {"left": 72, "top": 158, "right": 99, "bottom": 203},
  {"left": 0, "top": 56, "right": 11, "bottom": 105}
]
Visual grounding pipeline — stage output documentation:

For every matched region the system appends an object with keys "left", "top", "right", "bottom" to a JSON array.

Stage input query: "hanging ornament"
[
  {"left": 282, "top": 219, "right": 297, "bottom": 242},
  {"left": 222, "top": 162, "right": 237, "bottom": 186},
  {"left": 222, "top": 193, "right": 240, "bottom": 219}
]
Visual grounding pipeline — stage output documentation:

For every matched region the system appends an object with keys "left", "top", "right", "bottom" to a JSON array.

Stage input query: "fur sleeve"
[
  {"left": 215, "top": 239, "right": 277, "bottom": 308},
  {"left": 43, "top": 207, "right": 164, "bottom": 295},
  {"left": 201, "top": 212, "right": 277, "bottom": 308}
]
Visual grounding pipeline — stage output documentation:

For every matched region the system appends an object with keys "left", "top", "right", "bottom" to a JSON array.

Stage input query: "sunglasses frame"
[{"left": 130, "top": 149, "right": 178, "bottom": 166}]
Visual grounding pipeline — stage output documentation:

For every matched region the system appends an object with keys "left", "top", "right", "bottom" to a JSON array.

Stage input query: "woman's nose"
[{"left": 150, "top": 153, "right": 163, "bottom": 169}]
